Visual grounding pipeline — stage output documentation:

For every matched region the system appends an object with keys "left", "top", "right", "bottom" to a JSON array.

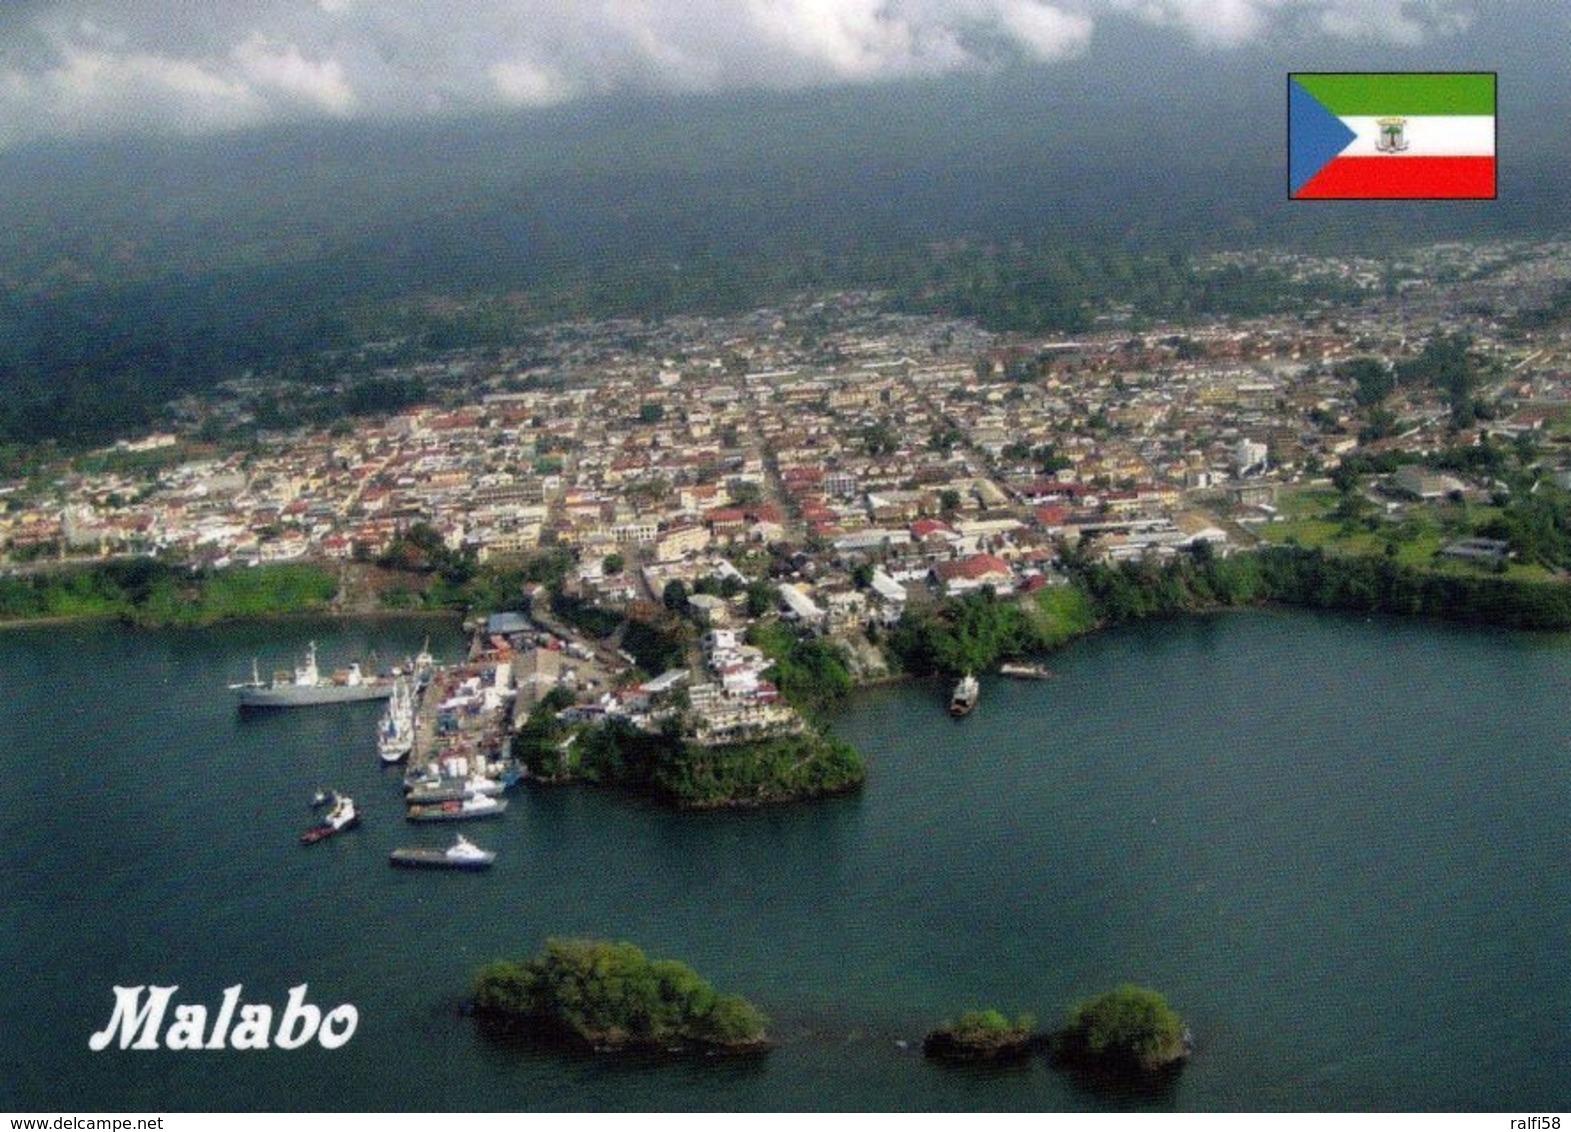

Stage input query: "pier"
[{"left": 402, "top": 637, "right": 521, "bottom": 796}]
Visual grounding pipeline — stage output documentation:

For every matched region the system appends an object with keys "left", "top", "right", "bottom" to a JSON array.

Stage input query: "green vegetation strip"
[{"left": 0, "top": 561, "right": 337, "bottom": 626}]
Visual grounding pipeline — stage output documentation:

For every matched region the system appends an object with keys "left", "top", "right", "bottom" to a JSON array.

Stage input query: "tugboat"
[
  {"left": 389, "top": 834, "right": 496, "bottom": 870},
  {"left": 301, "top": 794, "right": 360, "bottom": 844},
  {"left": 949, "top": 672, "right": 979, "bottom": 717}
]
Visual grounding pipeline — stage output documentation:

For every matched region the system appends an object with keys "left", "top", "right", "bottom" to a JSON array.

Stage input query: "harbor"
[
  {"left": 253, "top": 612, "right": 623, "bottom": 867},
  {"left": 3, "top": 612, "right": 1569, "bottom": 1109},
  {"left": 386, "top": 626, "right": 526, "bottom": 855}
]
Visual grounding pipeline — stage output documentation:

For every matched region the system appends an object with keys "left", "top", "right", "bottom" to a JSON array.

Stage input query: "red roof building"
[{"left": 910, "top": 518, "right": 956, "bottom": 539}]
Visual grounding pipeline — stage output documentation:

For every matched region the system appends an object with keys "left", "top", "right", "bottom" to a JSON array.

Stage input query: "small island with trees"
[
  {"left": 471, "top": 939, "right": 770, "bottom": 1054},
  {"left": 1048, "top": 984, "right": 1191, "bottom": 1075},
  {"left": 922, "top": 1009, "right": 1036, "bottom": 1063}
]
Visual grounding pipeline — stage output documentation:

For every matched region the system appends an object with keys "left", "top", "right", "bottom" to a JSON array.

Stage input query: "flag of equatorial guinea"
[{"left": 1289, "top": 72, "right": 1496, "bottom": 200}]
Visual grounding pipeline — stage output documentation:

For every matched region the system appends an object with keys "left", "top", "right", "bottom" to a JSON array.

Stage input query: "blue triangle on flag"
[{"left": 1289, "top": 78, "right": 1357, "bottom": 195}]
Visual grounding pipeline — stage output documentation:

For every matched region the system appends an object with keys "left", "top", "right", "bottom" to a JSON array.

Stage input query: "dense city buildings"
[{"left": 9, "top": 237, "right": 1571, "bottom": 661}]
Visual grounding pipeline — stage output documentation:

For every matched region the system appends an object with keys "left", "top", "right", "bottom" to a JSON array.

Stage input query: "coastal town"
[{"left": 8, "top": 237, "right": 1571, "bottom": 757}]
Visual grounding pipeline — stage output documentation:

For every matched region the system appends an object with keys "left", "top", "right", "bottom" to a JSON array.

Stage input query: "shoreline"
[
  {"left": 0, "top": 607, "right": 463, "bottom": 633},
  {"left": 0, "top": 588, "right": 1547, "bottom": 654}
]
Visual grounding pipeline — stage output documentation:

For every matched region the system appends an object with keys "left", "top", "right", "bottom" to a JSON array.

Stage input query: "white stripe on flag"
[{"left": 1339, "top": 115, "right": 1494, "bottom": 158}]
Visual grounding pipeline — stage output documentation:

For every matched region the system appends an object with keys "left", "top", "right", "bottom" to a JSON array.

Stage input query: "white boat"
[
  {"left": 406, "top": 794, "right": 507, "bottom": 822},
  {"left": 999, "top": 662, "right": 1053, "bottom": 680},
  {"left": 412, "top": 638, "right": 436, "bottom": 690},
  {"left": 389, "top": 834, "right": 496, "bottom": 870},
  {"left": 404, "top": 774, "right": 504, "bottom": 804},
  {"left": 301, "top": 794, "right": 359, "bottom": 844},
  {"left": 377, "top": 676, "right": 416, "bottom": 763},
  {"left": 949, "top": 672, "right": 979, "bottom": 717},
  {"left": 233, "top": 642, "right": 395, "bottom": 709}
]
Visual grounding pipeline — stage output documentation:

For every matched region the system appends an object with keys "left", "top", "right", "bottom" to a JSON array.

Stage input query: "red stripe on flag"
[{"left": 1295, "top": 156, "right": 1495, "bottom": 199}]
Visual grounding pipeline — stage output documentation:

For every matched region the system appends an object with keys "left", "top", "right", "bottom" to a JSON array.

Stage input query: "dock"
[{"left": 402, "top": 641, "right": 522, "bottom": 800}]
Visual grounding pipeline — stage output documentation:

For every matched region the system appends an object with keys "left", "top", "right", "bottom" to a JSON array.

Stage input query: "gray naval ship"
[{"left": 231, "top": 641, "right": 396, "bottom": 709}]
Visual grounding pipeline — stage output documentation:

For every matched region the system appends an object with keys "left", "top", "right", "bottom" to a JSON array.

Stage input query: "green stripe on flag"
[{"left": 1293, "top": 73, "right": 1494, "bottom": 117}]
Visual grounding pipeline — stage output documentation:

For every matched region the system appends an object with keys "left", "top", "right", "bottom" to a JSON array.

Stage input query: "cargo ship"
[{"left": 232, "top": 642, "right": 396, "bottom": 709}]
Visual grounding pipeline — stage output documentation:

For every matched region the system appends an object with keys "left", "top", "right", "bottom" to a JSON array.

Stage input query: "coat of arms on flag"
[{"left": 1288, "top": 72, "right": 1496, "bottom": 200}]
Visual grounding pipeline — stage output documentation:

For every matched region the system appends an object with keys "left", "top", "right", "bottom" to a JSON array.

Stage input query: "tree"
[
  {"left": 1339, "top": 357, "right": 1395, "bottom": 407},
  {"left": 862, "top": 420, "right": 898, "bottom": 456},
  {"left": 923, "top": 1008, "right": 1035, "bottom": 1062},
  {"left": 745, "top": 579, "right": 778, "bottom": 618},
  {"left": 1064, "top": 985, "right": 1187, "bottom": 1070},
  {"left": 661, "top": 578, "right": 689, "bottom": 612},
  {"left": 472, "top": 939, "right": 767, "bottom": 1050},
  {"left": 928, "top": 425, "right": 962, "bottom": 454},
  {"left": 940, "top": 489, "right": 963, "bottom": 512},
  {"left": 602, "top": 552, "right": 625, "bottom": 576},
  {"left": 1359, "top": 405, "right": 1399, "bottom": 442},
  {"left": 1033, "top": 444, "right": 1073, "bottom": 475},
  {"left": 638, "top": 402, "right": 665, "bottom": 424},
  {"left": 1329, "top": 463, "right": 1361, "bottom": 495}
]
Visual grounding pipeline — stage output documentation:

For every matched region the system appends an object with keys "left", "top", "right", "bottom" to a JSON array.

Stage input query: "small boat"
[
  {"left": 389, "top": 834, "right": 496, "bottom": 870},
  {"left": 999, "top": 663, "right": 1053, "bottom": 680},
  {"left": 301, "top": 794, "right": 360, "bottom": 844},
  {"left": 404, "top": 774, "right": 505, "bottom": 804},
  {"left": 406, "top": 795, "right": 508, "bottom": 822},
  {"left": 949, "top": 672, "right": 979, "bottom": 717}
]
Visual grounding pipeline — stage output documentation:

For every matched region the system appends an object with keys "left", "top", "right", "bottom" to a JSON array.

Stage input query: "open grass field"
[{"left": 1252, "top": 487, "right": 1556, "bottom": 583}]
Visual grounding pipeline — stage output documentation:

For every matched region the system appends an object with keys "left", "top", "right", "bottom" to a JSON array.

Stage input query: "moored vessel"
[
  {"left": 949, "top": 672, "right": 979, "bottom": 717},
  {"left": 233, "top": 642, "right": 395, "bottom": 709},
  {"left": 404, "top": 774, "right": 505, "bottom": 804},
  {"left": 389, "top": 834, "right": 496, "bottom": 870},
  {"left": 406, "top": 795, "right": 508, "bottom": 822},
  {"left": 412, "top": 637, "right": 436, "bottom": 691},
  {"left": 377, "top": 676, "right": 416, "bottom": 763},
  {"left": 999, "top": 662, "right": 1053, "bottom": 680}
]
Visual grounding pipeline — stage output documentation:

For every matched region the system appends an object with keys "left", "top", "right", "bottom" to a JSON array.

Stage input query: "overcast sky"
[{"left": 0, "top": 0, "right": 1522, "bottom": 149}]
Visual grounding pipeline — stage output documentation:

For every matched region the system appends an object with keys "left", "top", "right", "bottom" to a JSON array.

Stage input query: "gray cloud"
[{"left": 0, "top": 0, "right": 1480, "bottom": 147}]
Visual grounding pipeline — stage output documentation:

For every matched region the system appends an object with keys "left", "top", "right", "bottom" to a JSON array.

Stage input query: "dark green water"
[{"left": 2, "top": 610, "right": 1567, "bottom": 1111}]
